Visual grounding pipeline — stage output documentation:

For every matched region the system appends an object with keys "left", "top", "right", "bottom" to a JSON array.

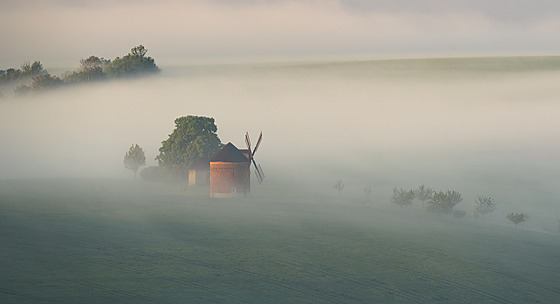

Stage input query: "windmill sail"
[
  {"left": 245, "top": 131, "right": 265, "bottom": 183},
  {"left": 253, "top": 132, "right": 262, "bottom": 155}
]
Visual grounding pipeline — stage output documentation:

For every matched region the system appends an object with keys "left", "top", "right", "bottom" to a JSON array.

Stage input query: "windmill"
[{"left": 245, "top": 131, "right": 265, "bottom": 183}]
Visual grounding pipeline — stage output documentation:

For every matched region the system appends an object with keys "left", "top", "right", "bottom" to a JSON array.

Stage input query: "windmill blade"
[
  {"left": 245, "top": 132, "right": 253, "bottom": 158},
  {"left": 251, "top": 159, "right": 259, "bottom": 172},
  {"left": 258, "top": 164, "right": 265, "bottom": 179},
  {"left": 253, "top": 161, "right": 264, "bottom": 183},
  {"left": 252, "top": 132, "right": 263, "bottom": 156},
  {"left": 254, "top": 171, "right": 262, "bottom": 183},
  {"left": 252, "top": 159, "right": 262, "bottom": 182},
  {"left": 245, "top": 132, "right": 251, "bottom": 150}
]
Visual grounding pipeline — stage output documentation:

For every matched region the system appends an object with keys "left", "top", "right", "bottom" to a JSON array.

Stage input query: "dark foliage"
[
  {"left": 104, "top": 45, "right": 159, "bottom": 78},
  {"left": 0, "top": 61, "right": 45, "bottom": 85},
  {"left": 1, "top": 45, "right": 159, "bottom": 96},
  {"left": 427, "top": 190, "right": 463, "bottom": 214},
  {"left": 156, "top": 116, "right": 222, "bottom": 178}
]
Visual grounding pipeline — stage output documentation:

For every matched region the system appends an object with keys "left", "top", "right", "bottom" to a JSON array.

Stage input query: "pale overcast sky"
[{"left": 1, "top": 0, "right": 560, "bottom": 66}]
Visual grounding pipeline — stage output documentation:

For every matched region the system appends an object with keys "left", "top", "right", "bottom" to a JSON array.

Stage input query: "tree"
[
  {"left": 5, "top": 68, "right": 20, "bottom": 82},
  {"left": 474, "top": 195, "right": 497, "bottom": 219},
  {"left": 1, "top": 61, "right": 44, "bottom": 86},
  {"left": 334, "top": 180, "right": 344, "bottom": 197},
  {"left": 20, "top": 61, "right": 44, "bottom": 77},
  {"left": 156, "top": 116, "right": 222, "bottom": 179},
  {"left": 391, "top": 187, "right": 415, "bottom": 208},
  {"left": 415, "top": 184, "right": 433, "bottom": 208},
  {"left": 104, "top": 45, "right": 159, "bottom": 78},
  {"left": 124, "top": 144, "right": 146, "bottom": 179},
  {"left": 427, "top": 190, "right": 463, "bottom": 214},
  {"left": 32, "top": 73, "right": 63, "bottom": 91},
  {"left": 64, "top": 56, "right": 107, "bottom": 83},
  {"left": 506, "top": 213, "right": 528, "bottom": 228},
  {"left": 30, "top": 61, "right": 44, "bottom": 75},
  {"left": 130, "top": 45, "right": 148, "bottom": 57}
]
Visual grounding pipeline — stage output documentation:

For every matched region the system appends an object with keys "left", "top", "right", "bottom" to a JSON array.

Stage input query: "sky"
[{"left": 2, "top": 0, "right": 560, "bottom": 67}]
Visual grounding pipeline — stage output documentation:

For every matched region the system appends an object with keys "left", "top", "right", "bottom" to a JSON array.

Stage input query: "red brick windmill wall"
[
  {"left": 209, "top": 142, "right": 251, "bottom": 198},
  {"left": 209, "top": 161, "right": 250, "bottom": 197}
]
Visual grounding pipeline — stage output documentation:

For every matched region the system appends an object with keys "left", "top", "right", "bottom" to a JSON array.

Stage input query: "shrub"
[
  {"left": 141, "top": 166, "right": 162, "bottom": 182},
  {"left": 452, "top": 210, "right": 466, "bottom": 219},
  {"left": 474, "top": 195, "right": 497, "bottom": 219},
  {"left": 391, "top": 187, "right": 415, "bottom": 208},
  {"left": 141, "top": 166, "right": 185, "bottom": 183},
  {"left": 427, "top": 190, "right": 463, "bottom": 214},
  {"left": 506, "top": 213, "right": 529, "bottom": 227}
]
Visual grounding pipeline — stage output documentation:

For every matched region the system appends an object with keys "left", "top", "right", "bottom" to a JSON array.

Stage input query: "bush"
[
  {"left": 140, "top": 166, "right": 185, "bottom": 183},
  {"left": 452, "top": 210, "right": 466, "bottom": 219},
  {"left": 140, "top": 166, "right": 162, "bottom": 182},
  {"left": 391, "top": 187, "right": 415, "bottom": 208},
  {"left": 474, "top": 195, "right": 496, "bottom": 219},
  {"left": 427, "top": 190, "right": 463, "bottom": 214},
  {"left": 506, "top": 212, "right": 529, "bottom": 227}
]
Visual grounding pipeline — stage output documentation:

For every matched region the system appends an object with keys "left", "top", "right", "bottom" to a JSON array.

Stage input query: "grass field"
[{"left": 1, "top": 179, "right": 559, "bottom": 303}]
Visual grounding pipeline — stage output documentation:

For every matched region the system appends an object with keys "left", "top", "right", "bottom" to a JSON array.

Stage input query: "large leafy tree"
[
  {"left": 156, "top": 116, "right": 222, "bottom": 177},
  {"left": 124, "top": 144, "right": 146, "bottom": 179}
]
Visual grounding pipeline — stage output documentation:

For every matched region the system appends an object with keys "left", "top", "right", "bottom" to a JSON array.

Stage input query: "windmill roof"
[{"left": 210, "top": 142, "right": 249, "bottom": 163}]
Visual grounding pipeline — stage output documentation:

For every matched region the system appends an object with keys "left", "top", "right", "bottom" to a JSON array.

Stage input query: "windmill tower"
[{"left": 209, "top": 132, "right": 265, "bottom": 198}]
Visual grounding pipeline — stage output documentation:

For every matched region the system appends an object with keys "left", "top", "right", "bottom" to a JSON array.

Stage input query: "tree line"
[{"left": 0, "top": 45, "right": 158, "bottom": 97}]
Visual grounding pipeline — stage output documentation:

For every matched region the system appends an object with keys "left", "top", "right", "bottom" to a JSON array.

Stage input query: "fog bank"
[{"left": 1, "top": 57, "right": 559, "bottom": 220}]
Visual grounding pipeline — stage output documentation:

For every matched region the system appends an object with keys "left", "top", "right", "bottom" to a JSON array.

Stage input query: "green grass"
[{"left": 1, "top": 179, "right": 559, "bottom": 303}]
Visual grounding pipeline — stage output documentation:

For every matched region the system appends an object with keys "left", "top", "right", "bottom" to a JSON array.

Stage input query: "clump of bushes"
[
  {"left": 140, "top": 166, "right": 161, "bottom": 182},
  {"left": 140, "top": 166, "right": 186, "bottom": 183}
]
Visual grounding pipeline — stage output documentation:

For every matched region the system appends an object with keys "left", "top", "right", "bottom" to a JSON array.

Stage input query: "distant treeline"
[{"left": 0, "top": 45, "right": 159, "bottom": 97}]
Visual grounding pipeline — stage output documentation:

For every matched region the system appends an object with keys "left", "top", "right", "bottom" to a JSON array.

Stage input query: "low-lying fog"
[{"left": 1, "top": 57, "right": 559, "bottom": 227}]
